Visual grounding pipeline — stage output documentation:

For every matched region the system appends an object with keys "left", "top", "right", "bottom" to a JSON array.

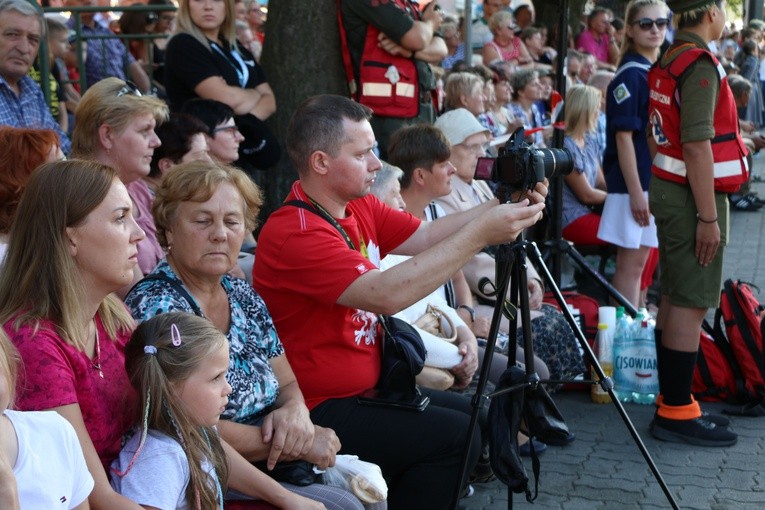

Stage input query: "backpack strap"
[
  {"left": 336, "top": 1, "right": 359, "bottom": 97},
  {"left": 137, "top": 273, "right": 204, "bottom": 317}
]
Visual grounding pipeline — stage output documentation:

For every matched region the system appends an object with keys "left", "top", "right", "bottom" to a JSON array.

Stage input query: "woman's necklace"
[{"left": 91, "top": 322, "right": 104, "bottom": 379}]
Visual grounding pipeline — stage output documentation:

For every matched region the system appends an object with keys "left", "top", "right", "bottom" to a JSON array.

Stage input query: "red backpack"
[
  {"left": 692, "top": 323, "right": 743, "bottom": 402},
  {"left": 693, "top": 280, "right": 765, "bottom": 415},
  {"left": 717, "top": 280, "right": 765, "bottom": 395}
]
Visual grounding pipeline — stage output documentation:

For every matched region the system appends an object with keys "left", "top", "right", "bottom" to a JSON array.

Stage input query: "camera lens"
[{"left": 538, "top": 147, "right": 574, "bottom": 179}]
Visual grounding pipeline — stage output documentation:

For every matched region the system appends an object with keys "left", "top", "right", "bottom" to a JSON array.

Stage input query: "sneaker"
[
  {"left": 745, "top": 192, "right": 765, "bottom": 206},
  {"left": 650, "top": 414, "right": 737, "bottom": 446},
  {"left": 702, "top": 411, "right": 730, "bottom": 428},
  {"left": 732, "top": 195, "right": 763, "bottom": 211},
  {"left": 460, "top": 484, "right": 475, "bottom": 498}
]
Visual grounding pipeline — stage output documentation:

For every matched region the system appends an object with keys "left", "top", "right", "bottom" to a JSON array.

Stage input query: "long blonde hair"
[
  {"left": 173, "top": 0, "right": 237, "bottom": 50},
  {"left": 122, "top": 312, "right": 230, "bottom": 509},
  {"left": 0, "top": 160, "right": 133, "bottom": 350},
  {"left": 0, "top": 330, "right": 20, "bottom": 408},
  {"left": 564, "top": 84, "right": 601, "bottom": 138}
]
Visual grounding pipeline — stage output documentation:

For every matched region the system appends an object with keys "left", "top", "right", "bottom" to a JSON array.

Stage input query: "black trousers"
[{"left": 311, "top": 388, "right": 484, "bottom": 510}]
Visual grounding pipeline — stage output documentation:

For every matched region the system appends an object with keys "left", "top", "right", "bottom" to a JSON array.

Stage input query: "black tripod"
[{"left": 452, "top": 184, "right": 679, "bottom": 509}]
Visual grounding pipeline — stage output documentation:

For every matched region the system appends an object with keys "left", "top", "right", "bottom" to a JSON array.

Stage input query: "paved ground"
[{"left": 459, "top": 161, "right": 765, "bottom": 510}]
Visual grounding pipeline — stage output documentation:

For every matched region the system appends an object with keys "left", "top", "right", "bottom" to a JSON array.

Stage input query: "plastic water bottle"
[
  {"left": 630, "top": 317, "right": 659, "bottom": 404},
  {"left": 613, "top": 307, "right": 634, "bottom": 403},
  {"left": 591, "top": 323, "right": 613, "bottom": 404}
]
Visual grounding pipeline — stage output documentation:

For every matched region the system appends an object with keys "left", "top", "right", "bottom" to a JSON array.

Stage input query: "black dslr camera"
[{"left": 475, "top": 127, "right": 574, "bottom": 192}]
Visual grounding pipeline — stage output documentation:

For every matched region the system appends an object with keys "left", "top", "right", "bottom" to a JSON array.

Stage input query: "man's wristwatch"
[{"left": 458, "top": 305, "right": 476, "bottom": 322}]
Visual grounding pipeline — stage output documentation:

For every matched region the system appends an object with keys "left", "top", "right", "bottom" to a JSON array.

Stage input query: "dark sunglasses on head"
[
  {"left": 632, "top": 17, "right": 669, "bottom": 31},
  {"left": 116, "top": 81, "right": 142, "bottom": 97}
]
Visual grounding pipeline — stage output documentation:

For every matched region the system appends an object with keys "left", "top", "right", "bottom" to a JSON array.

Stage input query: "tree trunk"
[{"left": 258, "top": 0, "right": 348, "bottom": 220}]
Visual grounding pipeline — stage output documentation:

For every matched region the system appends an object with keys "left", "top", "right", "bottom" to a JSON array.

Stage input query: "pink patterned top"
[
  {"left": 485, "top": 37, "right": 524, "bottom": 63},
  {"left": 5, "top": 315, "right": 138, "bottom": 471}
]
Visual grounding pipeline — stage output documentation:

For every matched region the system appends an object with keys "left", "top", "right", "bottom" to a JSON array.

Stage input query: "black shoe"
[
  {"left": 702, "top": 411, "right": 730, "bottom": 428},
  {"left": 732, "top": 195, "right": 763, "bottom": 211},
  {"left": 745, "top": 192, "right": 765, "bottom": 206},
  {"left": 650, "top": 414, "right": 737, "bottom": 446}
]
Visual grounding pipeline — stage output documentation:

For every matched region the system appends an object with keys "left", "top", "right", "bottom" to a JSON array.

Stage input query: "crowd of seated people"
[{"left": 3, "top": 0, "right": 765, "bottom": 507}]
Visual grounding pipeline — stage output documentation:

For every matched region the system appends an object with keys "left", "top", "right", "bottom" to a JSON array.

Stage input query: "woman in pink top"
[
  {"left": 0, "top": 160, "right": 147, "bottom": 510},
  {"left": 482, "top": 11, "right": 533, "bottom": 68},
  {"left": 72, "top": 78, "right": 169, "bottom": 291}
]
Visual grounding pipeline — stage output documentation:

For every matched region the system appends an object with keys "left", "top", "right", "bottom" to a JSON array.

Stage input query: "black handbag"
[
  {"left": 254, "top": 460, "right": 323, "bottom": 486},
  {"left": 377, "top": 315, "right": 427, "bottom": 396}
]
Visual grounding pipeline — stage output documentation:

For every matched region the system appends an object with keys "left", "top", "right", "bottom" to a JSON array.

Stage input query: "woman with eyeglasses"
[
  {"left": 481, "top": 11, "right": 533, "bottom": 69},
  {"left": 72, "top": 77, "right": 169, "bottom": 292},
  {"left": 597, "top": 0, "right": 668, "bottom": 309},
  {"left": 182, "top": 98, "right": 245, "bottom": 165},
  {"left": 164, "top": 0, "right": 280, "bottom": 173}
]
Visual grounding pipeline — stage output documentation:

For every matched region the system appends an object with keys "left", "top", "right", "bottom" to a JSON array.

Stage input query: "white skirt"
[{"left": 597, "top": 192, "right": 658, "bottom": 249}]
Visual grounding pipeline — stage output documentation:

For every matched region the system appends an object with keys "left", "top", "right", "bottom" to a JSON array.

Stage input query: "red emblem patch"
[{"left": 699, "top": 78, "right": 709, "bottom": 88}]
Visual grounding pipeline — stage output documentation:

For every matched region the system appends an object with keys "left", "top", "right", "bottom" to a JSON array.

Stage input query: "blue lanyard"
[{"left": 210, "top": 41, "right": 249, "bottom": 88}]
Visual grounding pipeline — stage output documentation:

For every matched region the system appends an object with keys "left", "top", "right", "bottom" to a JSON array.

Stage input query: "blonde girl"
[
  {"left": 113, "top": 312, "right": 324, "bottom": 509},
  {"left": 561, "top": 84, "right": 607, "bottom": 245}
]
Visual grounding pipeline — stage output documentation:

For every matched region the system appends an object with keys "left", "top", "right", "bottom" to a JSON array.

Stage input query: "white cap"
[{"left": 434, "top": 108, "right": 490, "bottom": 147}]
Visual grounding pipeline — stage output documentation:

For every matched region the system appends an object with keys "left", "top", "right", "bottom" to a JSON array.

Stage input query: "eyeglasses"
[
  {"left": 146, "top": 13, "right": 158, "bottom": 24},
  {"left": 211, "top": 124, "right": 240, "bottom": 136},
  {"left": 504, "top": 24, "right": 519, "bottom": 31},
  {"left": 457, "top": 142, "right": 489, "bottom": 154},
  {"left": 632, "top": 17, "right": 669, "bottom": 31},
  {"left": 159, "top": 14, "right": 176, "bottom": 22},
  {"left": 116, "top": 81, "right": 142, "bottom": 97}
]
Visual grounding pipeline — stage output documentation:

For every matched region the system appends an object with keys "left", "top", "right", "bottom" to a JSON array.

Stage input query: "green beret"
[{"left": 668, "top": 0, "right": 716, "bottom": 13}]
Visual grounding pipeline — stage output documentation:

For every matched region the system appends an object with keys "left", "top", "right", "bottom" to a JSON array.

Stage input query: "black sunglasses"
[
  {"left": 146, "top": 13, "right": 158, "bottom": 23},
  {"left": 632, "top": 17, "right": 669, "bottom": 31},
  {"left": 116, "top": 80, "right": 142, "bottom": 97}
]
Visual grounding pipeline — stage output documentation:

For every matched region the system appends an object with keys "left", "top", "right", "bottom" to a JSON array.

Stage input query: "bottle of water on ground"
[
  {"left": 612, "top": 307, "right": 634, "bottom": 403},
  {"left": 630, "top": 316, "right": 658, "bottom": 404},
  {"left": 591, "top": 322, "right": 613, "bottom": 404}
]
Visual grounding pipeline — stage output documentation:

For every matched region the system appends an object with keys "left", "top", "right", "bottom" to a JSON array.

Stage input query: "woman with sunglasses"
[
  {"left": 72, "top": 78, "right": 169, "bottom": 292},
  {"left": 164, "top": 0, "right": 280, "bottom": 173},
  {"left": 481, "top": 11, "right": 533, "bottom": 68},
  {"left": 597, "top": 0, "right": 669, "bottom": 309}
]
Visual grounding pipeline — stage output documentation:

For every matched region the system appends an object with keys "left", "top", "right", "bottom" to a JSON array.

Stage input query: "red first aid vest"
[
  {"left": 337, "top": 0, "right": 420, "bottom": 118},
  {"left": 648, "top": 43, "right": 748, "bottom": 193}
]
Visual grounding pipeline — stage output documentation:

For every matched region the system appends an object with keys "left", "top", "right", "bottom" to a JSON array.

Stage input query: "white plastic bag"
[{"left": 321, "top": 455, "right": 388, "bottom": 504}]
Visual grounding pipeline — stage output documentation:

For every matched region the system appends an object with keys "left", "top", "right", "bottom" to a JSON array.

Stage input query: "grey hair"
[
  {"left": 370, "top": 163, "right": 403, "bottom": 199},
  {"left": 0, "top": 0, "right": 40, "bottom": 18}
]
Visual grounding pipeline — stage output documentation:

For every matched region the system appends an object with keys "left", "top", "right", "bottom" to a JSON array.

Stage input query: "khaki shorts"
[{"left": 648, "top": 178, "right": 729, "bottom": 309}]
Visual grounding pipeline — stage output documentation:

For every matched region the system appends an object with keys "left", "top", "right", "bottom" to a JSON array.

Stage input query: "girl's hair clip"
[
  {"left": 144, "top": 345, "right": 157, "bottom": 355},
  {"left": 171, "top": 323, "right": 182, "bottom": 347}
]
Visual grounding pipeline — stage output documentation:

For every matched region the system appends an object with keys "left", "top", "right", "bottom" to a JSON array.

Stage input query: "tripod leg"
[
  {"left": 512, "top": 243, "right": 540, "bottom": 389},
  {"left": 525, "top": 241, "right": 680, "bottom": 510},
  {"left": 453, "top": 244, "right": 517, "bottom": 508}
]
